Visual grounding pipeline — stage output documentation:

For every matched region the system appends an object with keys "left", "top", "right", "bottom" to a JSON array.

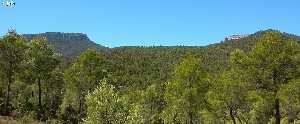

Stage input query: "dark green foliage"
[
  {"left": 227, "top": 31, "right": 300, "bottom": 123},
  {"left": 0, "top": 29, "right": 299, "bottom": 124},
  {"left": 0, "top": 30, "right": 27, "bottom": 115},
  {"left": 25, "top": 37, "right": 61, "bottom": 120},
  {"left": 162, "top": 53, "right": 208, "bottom": 123},
  {"left": 0, "top": 31, "right": 64, "bottom": 121},
  {"left": 60, "top": 48, "right": 109, "bottom": 123}
]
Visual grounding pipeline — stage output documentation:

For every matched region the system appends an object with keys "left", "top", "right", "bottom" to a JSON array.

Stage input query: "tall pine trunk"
[
  {"left": 188, "top": 111, "right": 193, "bottom": 124},
  {"left": 229, "top": 108, "right": 237, "bottom": 124},
  {"left": 4, "top": 71, "right": 12, "bottom": 116},
  {"left": 38, "top": 78, "right": 42, "bottom": 120},
  {"left": 275, "top": 98, "right": 280, "bottom": 124},
  {"left": 79, "top": 94, "right": 83, "bottom": 119},
  {"left": 187, "top": 77, "right": 193, "bottom": 124}
]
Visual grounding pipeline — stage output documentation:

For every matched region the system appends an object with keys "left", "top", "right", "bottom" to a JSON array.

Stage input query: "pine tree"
[
  {"left": 162, "top": 53, "right": 208, "bottom": 124},
  {"left": 0, "top": 30, "right": 27, "bottom": 115},
  {"left": 231, "top": 31, "right": 300, "bottom": 124},
  {"left": 25, "top": 37, "right": 60, "bottom": 120}
]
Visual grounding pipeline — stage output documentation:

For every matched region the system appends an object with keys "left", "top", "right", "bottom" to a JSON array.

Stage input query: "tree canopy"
[{"left": 0, "top": 30, "right": 299, "bottom": 124}]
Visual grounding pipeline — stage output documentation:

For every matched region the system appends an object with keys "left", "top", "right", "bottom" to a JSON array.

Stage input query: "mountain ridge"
[
  {"left": 23, "top": 32, "right": 107, "bottom": 58},
  {"left": 22, "top": 30, "right": 300, "bottom": 59}
]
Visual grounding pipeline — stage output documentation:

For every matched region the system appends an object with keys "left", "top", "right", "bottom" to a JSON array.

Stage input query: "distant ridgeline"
[
  {"left": 23, "top": 32, "right": 107, "bottom": 58},
  {"left": 22, "top": 30, "right": 300, "bottom": 65},
  {"left": 24, "top": 32, "right": 90, "bottom": 41}
]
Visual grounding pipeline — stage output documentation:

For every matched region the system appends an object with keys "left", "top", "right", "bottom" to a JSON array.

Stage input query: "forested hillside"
[{"left": 0, "top": 29, "right": 299, "bottom": 124}]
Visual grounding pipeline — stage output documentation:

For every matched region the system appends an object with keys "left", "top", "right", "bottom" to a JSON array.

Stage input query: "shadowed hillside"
[{"left": 23, "top": 32, "right": 107, "bottom": 58}]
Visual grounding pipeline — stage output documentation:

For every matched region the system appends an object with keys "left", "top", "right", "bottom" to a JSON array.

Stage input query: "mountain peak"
[{"left": 23, "top": 32, "right": 106, "bottom": 58}]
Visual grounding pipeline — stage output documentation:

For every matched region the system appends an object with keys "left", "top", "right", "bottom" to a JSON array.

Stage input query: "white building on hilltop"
[{"left": 225, "top": 34, "right": 249, "bottom": 41}]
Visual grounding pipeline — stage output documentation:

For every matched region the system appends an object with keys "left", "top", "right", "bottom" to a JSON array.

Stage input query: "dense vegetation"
[{"left": 0, "top": 29, "right": 299, "bottom": 124}]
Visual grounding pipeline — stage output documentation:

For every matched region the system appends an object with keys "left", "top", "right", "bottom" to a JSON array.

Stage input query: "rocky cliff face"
[
  {"left": 23, "top": 32, "right": 106, "bottom": 58},
  {"left": 24, "top": 32, "right": 90, "bottom": 41}
]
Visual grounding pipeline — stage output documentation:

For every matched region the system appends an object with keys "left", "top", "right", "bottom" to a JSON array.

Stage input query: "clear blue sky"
[{"left": 1, "top": 0, "right": 299, "bottom": 47}]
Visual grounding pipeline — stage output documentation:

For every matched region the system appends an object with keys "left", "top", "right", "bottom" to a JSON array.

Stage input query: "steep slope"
[{"left": 23, "top": 32, "right": 107, "bottom": 58}]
